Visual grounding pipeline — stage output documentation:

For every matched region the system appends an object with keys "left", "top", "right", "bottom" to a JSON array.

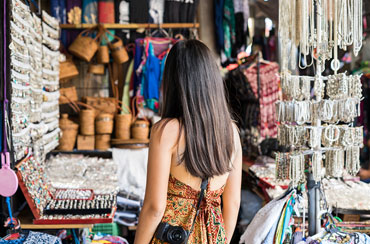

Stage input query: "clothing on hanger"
[{"left": 243, "top": 62, "right": 280, "bottom": 139}]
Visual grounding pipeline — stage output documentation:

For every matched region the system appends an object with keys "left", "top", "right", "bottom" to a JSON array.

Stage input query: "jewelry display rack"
[{"left": 277, "top": 0, "right": 364, "bottom": 236}]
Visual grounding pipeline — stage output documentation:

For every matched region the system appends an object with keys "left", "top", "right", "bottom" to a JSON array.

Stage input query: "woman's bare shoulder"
[{"left": 151, "top": 118, "right": 181, "bottom": 149}]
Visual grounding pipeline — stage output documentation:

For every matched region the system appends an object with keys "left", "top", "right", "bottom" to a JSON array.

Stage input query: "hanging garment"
[
  {"left": 142, "top": 42, "right": 161, "bottom": 111},
  {"left": 121, "top": 60, "right": 134, "bottom": 114},
  {"left": 150, "top": 175, "right": 227, "bottom": 243},
  {"left": 164, "top": 0, "right": 198, "bottom": 23},
  {"left": 224, "top": 68, "right": 259, "bottom": 129},
  {"left": 115, "top": 0, "right": 130, "bottom": 41},
  {"left": 149, "top": 0, "right": 165, "bottom": 24},
  {"left": 130, "top": 0, "right": 149, "bottom": 40},
  {"left": 274, "top": 197, "right": 295, "bottom": 244},
  {"left": 225, "top": 68, "right": 260, "bottom": 157},
  {"left": 223, "top": 0, "right": 236, "bottom": 58},
  {"left": 262, "top": 216, "right": 280, "bottom": 244},
  {"left": 50, "top": 0, "right": 67, "bottom": 23},
  {"left": 98, "top": 0, "right": 115, "bottom": 23},
  {"left": 234, "top": 13, "right": 245, "bottom": 52},
  {"left": 243, "top": 62, "right": 280, "bottom": 139},
  {"left": 214, "top": 0, "right": 225, "bottom": 51},
  {"left": 66, "top": 0, "right": 82, "bottom": 47},
  {"left": 240, "top": 191, "right": 293, "bottom": 244},
  {"left": 134, "top": 38, "right": 174, "bottom": 101},
  {"left": 233, "top": 0, "right": 249, "bottom": 32},
  {"left": 82, "top": 0, "right": 98, "bottom": 23},
  {"left": 233, "top": 0, "right": 249, "bottom": 52}
]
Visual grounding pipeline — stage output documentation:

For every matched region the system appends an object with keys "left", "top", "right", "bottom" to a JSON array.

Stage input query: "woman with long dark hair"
[{"left": 134, "top": 40, "right": 242, "bottom": 244}]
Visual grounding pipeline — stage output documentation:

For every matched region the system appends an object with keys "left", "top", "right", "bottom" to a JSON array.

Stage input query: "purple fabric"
[
  {"left": 66, "top": 0, "right": 82, "bottom": 47},
  {"left": 4, "top": 0, "right": 8, "bottom": 152}
]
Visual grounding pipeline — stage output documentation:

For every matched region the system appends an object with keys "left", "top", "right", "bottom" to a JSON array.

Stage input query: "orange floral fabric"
[{"left": 150, "top": 175, "right": 227, "bottom": 244}]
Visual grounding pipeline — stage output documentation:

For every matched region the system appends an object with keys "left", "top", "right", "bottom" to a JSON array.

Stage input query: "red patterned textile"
[
  {"left": 243, "top": 62, "right": 280, "bottom": 138},
  {"left": 150, "top": 175, "right": 226, "bottom": 243}
]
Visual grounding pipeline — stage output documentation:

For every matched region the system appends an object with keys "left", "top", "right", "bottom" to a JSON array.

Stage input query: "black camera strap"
[{"left": 186, "top": 178, "right": 208, "bottom": 242}]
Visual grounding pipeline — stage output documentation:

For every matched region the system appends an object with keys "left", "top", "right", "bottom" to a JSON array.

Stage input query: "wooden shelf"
[
  {"left": 60, "top": 23, "right": 199, "bottom": 29},
  {"left": 21, "top": 222, "right": 94, "bottom": 230},
  {"left": 19, "top": 209, "right": 95, "bottom": 229}
]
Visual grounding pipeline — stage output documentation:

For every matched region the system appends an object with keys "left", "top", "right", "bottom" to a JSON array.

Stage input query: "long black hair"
[{"left": 160, "top": 40, "right": 235, "bottom": 179}]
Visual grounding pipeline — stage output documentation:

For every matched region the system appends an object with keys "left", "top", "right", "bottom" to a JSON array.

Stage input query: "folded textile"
[
  {"left": 113, "top": 148, "right": 148, "bottom": 200},
  {"left": 24, "top": 231, "right": 62, "bottom": 244},
  {"left": 114, "top": 214, "right": 138, "bottom": 227}
]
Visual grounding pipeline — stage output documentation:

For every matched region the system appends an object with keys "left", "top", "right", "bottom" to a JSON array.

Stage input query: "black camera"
[{"left": 154, "top": 222, "right": 189, "bottom": 244}]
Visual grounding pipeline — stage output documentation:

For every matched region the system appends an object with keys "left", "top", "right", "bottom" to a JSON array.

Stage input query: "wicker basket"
[
  {"left": 132, "top": 120, "right": 150, "bottom": 140},
  {"left": 59, "top": 86, "right": 78, "bottom": 104},
  {"left": 108, "top": 36, "right": 129, "bottom": 64},
  {"left": 80, "top": 109, "right": 96, "bottom": 135},
  {"left": 83, "top": 97, "right": 118, "bottom": 114},
  {"left": 58, "top": 114, "right": 79, "bottom": 150},
  {"left": 95, "top": 134, "right": 111, "bottom": 150},
  {"left": 59, "top": 59, "right": 79, "bottom": 80},
  {"left": 97, "top": 45, "right": 109, "bottom": 64},
  {"left": 115, "top": 113, "right": 132, "bottom": 139},
  {"left": 68, "top": 28, "right": 100, "bottom": 62},
  {"left": 88, "top": 64, "right": 105, "bottom": 75},
  {"left": 96, "top": 113, "right": 114, "bottom": 134}
]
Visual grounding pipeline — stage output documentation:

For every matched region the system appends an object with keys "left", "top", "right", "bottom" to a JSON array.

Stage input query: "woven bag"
[
  {"left": 97, "top": 45, "right": 109, "bottom": 64},
  {"left": 88, "top": 63, "right": 105, "bottom": 75},
  {"left": 68, "top": 27, "right": 100, "bottom": 62},
  {"left": 115, "top": 102, "right": 132, "bottom": 139},
  {"left": 95, "top": 113, "right": 114, "bottom": 134},
  {"left": 58, "top": 114, "right": 79, "bottom": 150},
  {"left": 107, "top": 33, "right": 129, "bottom": 64},
  {"left": 59, "top": 59, "right": 79, "bottom": 80},
  {"left": 131, "top": 97, "right": 150, "bottom": 140},
  {"left": 95, "top": 134, "right": 111, "bottom": 150},
  {"left": 59, "top": 86, "right": 78, "bottom": 104},
  {"left": 83, "top": 96, "right": 118, "bottom": 114}
]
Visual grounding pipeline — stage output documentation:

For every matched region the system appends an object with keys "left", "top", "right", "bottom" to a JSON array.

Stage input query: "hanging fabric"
[
  {"left": 240, "top": 191, "right": 294, "bottom": 244},
  {"left": 243, "top": 62, "right": 280, "bottom": 139},
  {"left": 98, "top": 0, "right": 115, "bottom": 24},
  {"left": 82, "top": 0, "right": 98, "bottom": 24},
  {"left": 223, "top": 0, "right": 236, "bottom": 58}
]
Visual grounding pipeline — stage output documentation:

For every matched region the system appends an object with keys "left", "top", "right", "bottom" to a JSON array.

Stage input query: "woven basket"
[
  {"left": 80, "top": 109, "right": 96, "bottom": 135},
  {"left": 83, "top": 97, "right": 118, "bottom": 114},
  {"left": 95, "top": 134, "right": 111, "bottom": 150},
  {"left": 97, "top": 45, "right": 109, "bottom": 64},
  {"left": 58, "top": 114, "right": 79, "bottom": 150},
  {"left": 88, "top": 64, "right": 105, "bottom": 75},
  {"left": 59, "top": 59, "right": 79, "bottom": 80},
  {"left": 59, "top": 86, "right": 78, "bottom": 104},
  {"left": 132, "top": 120, "right": 150, "bottom": 140},
  {"left": 115, "top": 113, "right": 132, "bottom": 139},
  {"left": 68, "top": 28, "right": 100, "bottom": 62},
  {"left": 108, "top": 36, "right": 129, "bottom": 64},
  {"left": 96, "top": 113, "right": 114, "bottom": 134}
]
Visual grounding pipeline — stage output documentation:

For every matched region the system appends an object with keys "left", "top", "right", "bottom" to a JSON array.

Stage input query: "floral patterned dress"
[{"left": 150, "top": 175, "right": 227, "bottom": 244}]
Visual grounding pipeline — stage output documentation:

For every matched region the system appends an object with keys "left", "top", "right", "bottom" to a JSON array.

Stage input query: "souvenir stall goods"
[
  {"left": 115, "top": 113, "right": 132, "bottom": 140},
  {"left": 275, "top": 0, "right": 364, "bottom": 185},
  {"left": 9, "top": 0, "right": 61, "bottom": 162},
  {"left": 265, "top": 0, "right": 365, "bottom": 241},
  {"left": 224, "top": 53, "right": 280, "bottom": 159},
  {"left": 95, "top": 113, "right": 114, "bottom": 134},
  {"left": 58, "top": 114, "right": 79, "bottom": 151},
  {"left": 16, "top": 154, "right": 118, "bottom": 224},
  {"left": 68, "top": 27, "right": 101, "bottom": 62},
  {"left": 59, "top": 58, "right": 79, "bottom": 81}
]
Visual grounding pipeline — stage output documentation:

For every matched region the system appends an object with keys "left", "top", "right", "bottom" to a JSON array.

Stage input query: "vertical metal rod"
[{"left": 307, "top": 173, "right": 317, "bottom": 236}]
